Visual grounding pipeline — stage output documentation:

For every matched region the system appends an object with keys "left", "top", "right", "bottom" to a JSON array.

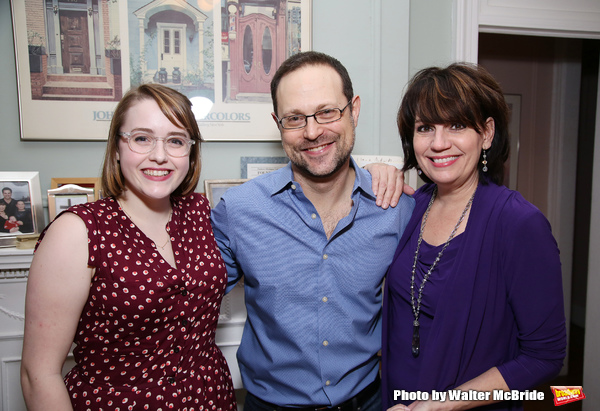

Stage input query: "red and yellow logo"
[{"left": 551, "top": 386, "right": 585, "bottom": 406}]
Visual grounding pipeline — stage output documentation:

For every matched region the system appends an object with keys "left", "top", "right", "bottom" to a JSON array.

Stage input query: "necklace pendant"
[{"left": 411, "top": 324, "right": 420, "bottom": 358}]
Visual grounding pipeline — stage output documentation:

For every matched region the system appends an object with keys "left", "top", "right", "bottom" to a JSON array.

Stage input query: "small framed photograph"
[
  {"left": 204, "top": 179, "right": 248, "bottom": 208},
  {"left": 0, "top": 172, "right": 46, "bottom": 247},
  {"left": 504, "top": 94, "right": 521, "bottom": 190},
  {"left": 47, "top": 184, "right": 95, "bottom": 221},
  {"left": 51, "top": 177, "right": 102, "bottom": 200},
  {"left": 241, "top": 156, "right": 288, "bottom": 179}
]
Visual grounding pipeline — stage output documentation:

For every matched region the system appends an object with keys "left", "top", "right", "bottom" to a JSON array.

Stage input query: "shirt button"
[
  {"left": 323, "top": 254, "right": 328, "bottom": 260},
  {"left": 181, "top": 289, "right": 188, "bottom": 296},
  {"left": 291, "top": 184, "right": 297, "bottom": 190},
  {"left": 322, "top": 296, "right": 328, "bottom": 302},
  {"left": 323, "top": 340, "right": 329, "bottom": 346},
  {"left": 168, "top": 377, "right": 176, "bottom": 384},
  {"left": 182, "top": 319, "right": 188, "bottom": 326},
  {"left": 174, "top": 347, "right": 180, "bottom": 353},
  {"left": 311, "top": 213, "right": 317, "bottom": 219},
  {"left": 325, "top": 380, "right": 331, "bottom": 386}
]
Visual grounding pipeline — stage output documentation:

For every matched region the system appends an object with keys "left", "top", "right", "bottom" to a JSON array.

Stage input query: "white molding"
[
  {"left": 454, "top": 0, "right": 600, "bottom": 63},
  {"left": 478, "top": 0, "right": 600, "bottom": 39},
  {"left": 479, "top": 25, "right": 600, "bottom": 40},
  {"left": 454, "top": 0, "right": 479, "bottom": 62},
  {"left": 1, "top": 355, "right": 25, "bottom": 411},
  {"left": 0, "top": 248, "right": 33, "bottom": 272}
]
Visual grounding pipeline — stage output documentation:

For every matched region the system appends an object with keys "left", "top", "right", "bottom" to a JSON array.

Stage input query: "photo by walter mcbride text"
[{"left": 392, "top": 389, "right": 546, "bottom": 403}]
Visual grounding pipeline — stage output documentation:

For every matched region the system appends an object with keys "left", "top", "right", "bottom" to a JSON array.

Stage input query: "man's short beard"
[{"left": 293, "top": 151, "right": 353, "bottom": 179}]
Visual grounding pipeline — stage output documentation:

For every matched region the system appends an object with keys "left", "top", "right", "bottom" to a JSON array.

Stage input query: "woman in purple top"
[{"left": 382, "top": 63, "right": 566, "bottom": 410}]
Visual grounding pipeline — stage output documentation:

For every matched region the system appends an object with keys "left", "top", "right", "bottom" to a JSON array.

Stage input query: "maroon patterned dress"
[{"left": 43, "top": 194, "right": 236, "bottom": 410}]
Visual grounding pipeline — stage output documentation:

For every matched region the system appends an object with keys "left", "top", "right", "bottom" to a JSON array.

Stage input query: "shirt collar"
[{"left": 269, "top": 157, "right": 376, "bottom": 201}]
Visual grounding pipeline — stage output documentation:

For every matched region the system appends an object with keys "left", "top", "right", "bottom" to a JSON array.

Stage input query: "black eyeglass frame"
[{"left": 276, "top": 100, "right": 353, "bottom": 130}]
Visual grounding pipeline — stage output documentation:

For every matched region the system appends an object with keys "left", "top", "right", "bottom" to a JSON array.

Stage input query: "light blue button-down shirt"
[{"left": 211, "top": 158, "right": 414, "bottom": 406}]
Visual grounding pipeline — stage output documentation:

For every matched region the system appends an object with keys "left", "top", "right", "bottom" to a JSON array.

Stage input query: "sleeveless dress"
[{"left": 43, "top": 194, "right": 236, "bottom": 410}]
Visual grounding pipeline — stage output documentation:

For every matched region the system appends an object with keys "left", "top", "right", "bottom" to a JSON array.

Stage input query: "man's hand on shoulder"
[{"left": 364, "top": 163, "right": 415, "bottom": 209}]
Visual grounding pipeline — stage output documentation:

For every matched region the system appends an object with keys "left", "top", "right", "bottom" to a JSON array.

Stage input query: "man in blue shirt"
[{"left": 211, "top": 51, "right": 415, "bottom": 410}]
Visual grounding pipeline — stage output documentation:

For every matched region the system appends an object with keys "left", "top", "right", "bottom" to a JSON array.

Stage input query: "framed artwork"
[
  {"left": 0, "top": 172, "right": 45, "bottom": 248},
  {"left": 504, "top": 94, "right": 521, "bottom": 190},
  {"left": 47, "top": 184, "right": 95, "bottom": 221},
  {"left": 241, "top": 156, "right": 288, "bottom": 179},
  {"left": 353, "top": 154, "right": 419, "bottom": 189},
  {"left": 51, "top": 177, "right": 102, "bottom": 200},
  {"left": 11, "top": 0, "right": 312, "bottom": 141},
  {"left": 204, "top": 179, "right": 248, "bottom": 208}
]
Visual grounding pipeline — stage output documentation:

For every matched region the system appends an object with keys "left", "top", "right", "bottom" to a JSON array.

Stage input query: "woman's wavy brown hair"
[
  {"left": 101, "top": 84, "right": 202, "bottom": 198},
  {"left": 397, "top": 62, "right": 510, "bottom": 185}
]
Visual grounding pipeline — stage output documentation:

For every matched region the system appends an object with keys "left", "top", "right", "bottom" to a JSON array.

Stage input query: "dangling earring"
[
  {"left": 417, "top": 168, "right": 422, "bottom": 176},
  {"left": 482, "top": 149, "right": 488, "bottom": 172}
]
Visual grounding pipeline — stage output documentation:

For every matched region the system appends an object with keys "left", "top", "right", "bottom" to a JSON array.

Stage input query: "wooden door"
[
  {"left": 237, "top": 14, "right": 276, "bottom": 94},
  {"left": 60, "top": 10, "right": 90, "bottom": 73},
  {"left": 158, "top": 24, "right": 185, "bottom": 76}
]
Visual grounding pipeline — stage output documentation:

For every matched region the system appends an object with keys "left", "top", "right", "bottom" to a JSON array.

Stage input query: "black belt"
[{"left": 251, "top": 376, "right": 380, "bottom": 411}]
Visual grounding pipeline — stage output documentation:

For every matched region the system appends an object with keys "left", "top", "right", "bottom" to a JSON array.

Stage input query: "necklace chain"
[
  {"left": 409, "top": 186, "right": 477, "bottom": 357},
  {"left": 116, "top": 199, "right": 172, "bottom": 250}
]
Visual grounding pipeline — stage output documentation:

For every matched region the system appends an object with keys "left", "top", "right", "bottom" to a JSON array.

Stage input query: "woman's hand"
[
  {"left": 387, "top": 403, "right": 411, "bottom": 411},
  {"left": 364, "top": 163, "right": 415, "bottom": 209},
  {"left": 408, "top": 400, "right": 447, "bottom": 410}
]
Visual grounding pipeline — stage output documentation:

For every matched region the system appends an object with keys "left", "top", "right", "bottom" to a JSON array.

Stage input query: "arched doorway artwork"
[
  {"left": 228, "top": 1, "right": 286, "bottom": 101},
  {"left": 236, "top": 14, "right": 275, "bottom": 95}
]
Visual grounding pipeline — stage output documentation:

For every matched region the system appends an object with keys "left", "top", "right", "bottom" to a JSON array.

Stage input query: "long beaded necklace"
[
  {"left": 410, "top": 185, "right": 477, "bottom": 358},
  {"left": 117, "top": 199, "right": 172, "bottom": 250}
]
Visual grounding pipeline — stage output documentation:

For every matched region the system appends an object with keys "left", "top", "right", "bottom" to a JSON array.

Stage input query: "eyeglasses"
[
  {"left": 118, "top": 131, "right": 195, "bottom": 157},
  {"left": 276, "top": 100, "right": 352, "bottom": 130}
]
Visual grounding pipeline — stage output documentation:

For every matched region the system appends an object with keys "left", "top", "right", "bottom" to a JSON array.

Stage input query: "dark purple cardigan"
[{"left": 382, "top": 182, "right": 566, "bottom": 410}]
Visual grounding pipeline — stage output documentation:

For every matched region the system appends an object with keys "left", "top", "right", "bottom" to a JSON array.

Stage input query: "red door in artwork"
[
  {"left": 60, "top": 10, "right": 90, "bottom": 74},
  {"left": 236, "top": 13, "right": 276, "bottom": 95}
]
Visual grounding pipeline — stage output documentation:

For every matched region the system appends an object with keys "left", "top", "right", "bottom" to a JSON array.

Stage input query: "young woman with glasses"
[{"left": 21, "top": 84, "right": 237, "bottom": 410}]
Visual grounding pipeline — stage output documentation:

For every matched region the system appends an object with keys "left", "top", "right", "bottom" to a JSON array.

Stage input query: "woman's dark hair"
[
  {"left": 270, "top": 51, "right": 354, "bottom": 116},
  {"left": 397, "top": 62, "right": 510, "bottom": 185},
  {"left": 101, "top": 83, "right": 202, "bottom": 198}
]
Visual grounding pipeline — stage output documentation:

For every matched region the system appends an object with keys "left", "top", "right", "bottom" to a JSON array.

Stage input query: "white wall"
[{"left": 1, "top": 0, "right": 439, "bottom": 222}]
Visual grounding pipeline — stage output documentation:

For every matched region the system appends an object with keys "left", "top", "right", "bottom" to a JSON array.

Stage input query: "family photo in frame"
[{"left": 0, "top": 172, "right": 45, "bottom": 247}]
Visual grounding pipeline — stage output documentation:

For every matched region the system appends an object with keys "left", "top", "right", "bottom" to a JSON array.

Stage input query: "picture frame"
[
  {"left": 51, "top": 177, "right": 102, "bottom": 201},
  {"left": 0, "top": 172, "right": 45, "bottom": 248},
  {"left": 11, "top": 0, "right": 312, "bottom": 141},
  {"left": 204, "top": 179, "right": 248, "bottom": 208},
  {"left": 353, "top": 155, "right": 419, "bottom": 189},
  {"left": 10, "top": 0, "right": 120, "bottom": 141},
  {"left": 241, "top": 156, "right": 289, "bottom": 179},
  {"left": 47, "top": 184, "right": 95, "bottom": 221},
  {"left": 504, "top": 94, "right": 521, "bottom": 190}
]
